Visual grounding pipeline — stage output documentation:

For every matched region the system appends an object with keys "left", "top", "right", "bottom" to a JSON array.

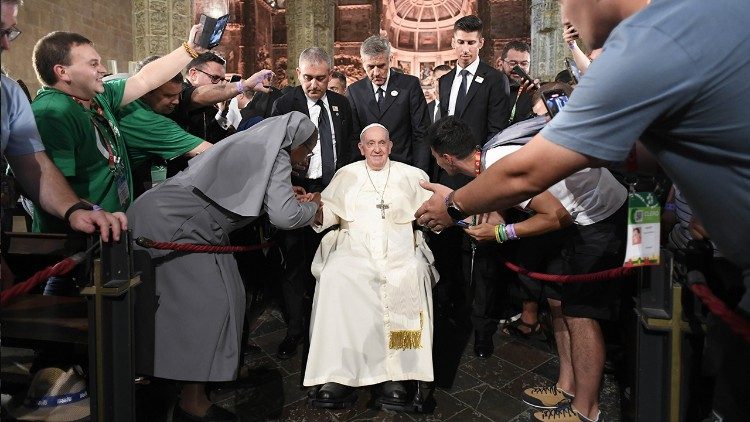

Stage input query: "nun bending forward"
[{"left": 127, "top": 111, "right": 321, "bottom": 422}]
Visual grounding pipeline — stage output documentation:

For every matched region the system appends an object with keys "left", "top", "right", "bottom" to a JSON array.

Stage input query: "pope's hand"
[{"left": 415, "top": 180, "right": 454, "bottom": 232}]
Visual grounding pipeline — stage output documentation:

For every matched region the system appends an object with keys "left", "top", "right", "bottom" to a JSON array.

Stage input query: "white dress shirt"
[
  {"left": 305, "top": 94, "right": 337, "bottom": 179},
  {"left": 448, "top": 57, "right": 481, "bottom": 116}
]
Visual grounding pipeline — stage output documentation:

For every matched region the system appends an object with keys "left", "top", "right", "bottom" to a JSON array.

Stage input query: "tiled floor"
[
  {"left": 1, "top": 304, "right": 623, "bottom": 421},
  {"left": 209, "top": 305, "right": 622, "bottom": 421}
]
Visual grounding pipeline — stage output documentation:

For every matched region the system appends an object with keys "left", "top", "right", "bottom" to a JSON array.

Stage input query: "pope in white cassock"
[{"left": 304, "top": 123, "right": 438, "bottom": 411}]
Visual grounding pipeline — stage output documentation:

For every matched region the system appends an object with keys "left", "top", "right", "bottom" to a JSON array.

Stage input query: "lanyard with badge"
[
  {"left": 624, "top": 189, "right": 660, "bottom": 267},
  {"left": 71, "top": 95, "right": 130, "bottom": 208}
]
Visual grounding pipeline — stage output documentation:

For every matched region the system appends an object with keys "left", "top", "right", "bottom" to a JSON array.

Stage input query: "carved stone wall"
[
  {"left": 529, "top": 0, "right": 565, "bottom": 82},
  {"left": 133, "top": 0, "right": 193, "bottom": 63},
  {"left": 285, "top": 0, "right": 335, "bottom": 86},
  {"left": 4, "top": 0, "right": 133, "bottom": 95}
]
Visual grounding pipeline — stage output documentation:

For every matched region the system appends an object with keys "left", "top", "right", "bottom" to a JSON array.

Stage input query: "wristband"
[
  {"left": 506, "top": 223, "right": 518, "bottom": 240},
  {"left": 236, "top": 81, "right": 244, "bottom": 94},
  {"left": 494, "top": 225, "right": 502, "bottom": 243},
  {"left": 664, "top": 203, "right": 676, "bottom": 212},
  {"left": 182, "top": 41, "right": 199, "bottom": 59},
  {"left": 64, "top": 201, "right": 93, "bottom": 224},
  {"left": 498, "top": 223, "right": 508, "bottom": 243}
]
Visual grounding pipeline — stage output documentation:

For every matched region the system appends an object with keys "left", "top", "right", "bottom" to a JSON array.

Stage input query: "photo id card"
[{"left": 624, "top": 192, "right": 660, "bottom": 267}]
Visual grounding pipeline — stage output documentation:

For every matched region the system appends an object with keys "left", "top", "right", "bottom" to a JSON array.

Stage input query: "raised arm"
[
  {"left": 121, "top": 24, "right": 206, "bottom": 107},
  {"left": 189, "top": 70, "right": 274, "bottom": 110}
]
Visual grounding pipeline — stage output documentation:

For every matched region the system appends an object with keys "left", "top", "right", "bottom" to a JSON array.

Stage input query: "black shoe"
[
  {"left": 276, "top": 334, "right": 303, "bottom": 359},
  {"left": 173, "top": 404, "right": 237, "bottom": 422},
  {"left": 473, "top": 331, "right": 494, "bottom": 359},
  {"left": 380, "top": 381, "right": 408, "bottom": 405},
  {"left": 308, "top": 382, "right": 357, "bottom": 409}
]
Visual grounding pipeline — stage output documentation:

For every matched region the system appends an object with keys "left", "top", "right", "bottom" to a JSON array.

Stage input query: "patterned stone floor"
[{"left": 1, "top": 304, "right": 624, "bottom": 421}]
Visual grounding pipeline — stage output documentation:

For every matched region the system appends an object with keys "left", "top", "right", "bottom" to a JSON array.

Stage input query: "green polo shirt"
[
  {"left": 31, "top": 79, "right": 133, "bottom": 233},
  {"left": 117, "top": 99, "right": 203, "bottom": 168}
]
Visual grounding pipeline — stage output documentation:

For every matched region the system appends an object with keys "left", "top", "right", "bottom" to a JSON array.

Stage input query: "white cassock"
[{"left": 303, "top": 159, "right": 439, "bottom": 387}]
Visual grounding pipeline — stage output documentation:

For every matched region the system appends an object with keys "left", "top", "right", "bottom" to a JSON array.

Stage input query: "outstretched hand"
[
  {"left": 188, "top": 24, "right": 208, "bottom": 54},
  {"left": 69, "top": 210, "right": 128, "bottom": 242},
  {"left": 244, "top": 69, "right": 274, "bottom": 93},
  {"left": 414, "top": 180, "right": 454, "bottom": 232}
]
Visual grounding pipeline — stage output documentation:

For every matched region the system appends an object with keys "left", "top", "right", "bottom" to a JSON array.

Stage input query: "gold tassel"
[{"left": 388, "top": 312, "right": 423, "bottom": 350}]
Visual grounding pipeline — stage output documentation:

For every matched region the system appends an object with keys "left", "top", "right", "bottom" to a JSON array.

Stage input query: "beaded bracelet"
[{"left": 182, "top": 42, "right": 199, "bottom": 59}]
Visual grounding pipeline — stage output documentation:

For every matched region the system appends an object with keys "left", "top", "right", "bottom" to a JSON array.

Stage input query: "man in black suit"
[
  {"left": 270, "top": 47, "right": 355, "bottom": 359},
  {"left": 347, "top": 35, "right": 431, "bottom": 173},
  {"left": 427, "top": 65, "right": 451, "bottom": 125},
  {"left": 436, "top": 15, "right": 512, "bottom": 359}
]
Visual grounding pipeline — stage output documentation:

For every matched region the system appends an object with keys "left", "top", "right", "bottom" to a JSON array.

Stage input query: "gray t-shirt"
[
  {"left": 541, "top": 0, "right": 750, "bottom": 309},
  {"left": 1, "top": 75, "right": 45, "bottom": 156}
]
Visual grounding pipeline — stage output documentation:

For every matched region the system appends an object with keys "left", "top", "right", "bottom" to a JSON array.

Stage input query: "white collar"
[
  {"left": 456, "top": 57, "right": 481, "bottom": 77},
  {"left": 371, "top": 71, "right": 390, "bottom": 95},
  {"left": 306, "top": 93, "right": 329, "bottom": 108}
]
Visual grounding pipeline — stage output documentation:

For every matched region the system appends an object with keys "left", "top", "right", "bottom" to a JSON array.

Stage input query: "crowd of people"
[{"left": 2, "top": 0, "right": 748, "bottom": 421}]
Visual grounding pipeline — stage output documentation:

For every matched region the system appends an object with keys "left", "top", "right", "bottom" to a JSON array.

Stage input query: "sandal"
[{"left": 501, "top": 318, "right": 543, "bottom": 339}]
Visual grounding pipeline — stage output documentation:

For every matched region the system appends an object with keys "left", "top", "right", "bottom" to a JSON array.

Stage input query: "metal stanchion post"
[{"left": 82, "top": 231, "right": 140, "bottom": 422}]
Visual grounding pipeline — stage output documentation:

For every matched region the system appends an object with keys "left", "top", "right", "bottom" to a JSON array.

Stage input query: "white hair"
[{"left": 359, "top": 123, "right": 389, "bottom": 142}]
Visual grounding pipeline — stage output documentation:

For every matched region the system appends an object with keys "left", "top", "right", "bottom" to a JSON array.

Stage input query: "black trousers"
[
  {"left": 464, "top": 235, "right": 517, "bottom": 334},
  {"left": 279, "top": 177, "right": 325, "bottom": 336}
]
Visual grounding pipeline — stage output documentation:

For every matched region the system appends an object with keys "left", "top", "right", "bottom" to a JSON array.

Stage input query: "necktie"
[
  {"left": 455, "top": 69, "right": 469, "bottom": 115},
  {"left": 316, "top": 100, "right": 335, "bottom": 185},
  {"left": 377, "top": 87, "right": 385, "bottom": 111}
]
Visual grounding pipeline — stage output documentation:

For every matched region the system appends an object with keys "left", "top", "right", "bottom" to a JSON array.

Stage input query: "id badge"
[
  {"left": 116, "top": 172, "right": 130, "bottom": 207},
  {"left": 624, "top": 192, "right": 660, "bottom": 267}
]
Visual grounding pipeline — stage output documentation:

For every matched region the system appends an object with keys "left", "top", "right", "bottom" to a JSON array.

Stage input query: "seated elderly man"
[{"left": 304, "top": 123, "right": 438, "bottom": 412}]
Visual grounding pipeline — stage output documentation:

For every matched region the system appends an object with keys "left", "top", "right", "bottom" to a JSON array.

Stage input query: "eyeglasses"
[
  {"left": 192, "top": 68, "right": 224, "bottom": 84},
  {"left": 0, "top": 26, "right": 21, "bottom": 42},
  {"left": 503, "top": 59, "right": 530, "bottom": 67}
]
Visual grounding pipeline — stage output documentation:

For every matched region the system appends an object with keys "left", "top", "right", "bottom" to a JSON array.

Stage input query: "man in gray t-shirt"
[{"left": 416, "top": 0, "right": 749, "bottom": 420}]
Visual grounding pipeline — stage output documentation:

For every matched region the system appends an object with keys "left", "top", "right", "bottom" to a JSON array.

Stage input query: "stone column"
[
  {"left": 133, "top": 0, "right": 193, "bottom": 63},
  {"left": 530, "top": 0, "right": 566, "bottom": 82},
  {"left": 285, "top": 0, "right": 335, "bottom": 86}
]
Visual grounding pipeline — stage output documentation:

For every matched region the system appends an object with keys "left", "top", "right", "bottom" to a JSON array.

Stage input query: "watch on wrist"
[{"left": 445, "top": 191, "right": 467, "bottom": 221}]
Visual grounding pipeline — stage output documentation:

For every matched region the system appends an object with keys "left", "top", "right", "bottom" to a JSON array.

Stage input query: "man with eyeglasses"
[
  {"left": 498, "top": 40, "right": 537, "bottom": 125},
  {"left": 1, "top": 0, "right": 126, "bottom": 245},
  {"left": 269, "top": 47, "right": 356, "bottom": 360},
  {"left": 166, "top": 52, "right": 273, "bottom": 174}
]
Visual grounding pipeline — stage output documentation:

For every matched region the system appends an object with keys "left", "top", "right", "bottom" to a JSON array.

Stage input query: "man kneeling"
[{"left": 304, "top": 123, "right": 438, "bottom": 412}]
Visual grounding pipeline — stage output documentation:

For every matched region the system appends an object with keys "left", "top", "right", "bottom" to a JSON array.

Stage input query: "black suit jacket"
[
  {"left": 439, "top": 61, "right": 511, "bottom": 145},
  {"left": 347, "top": 71, "right": 431, "bottom": 172},
  {"left": 270, "top": 86, "right": 355, "bottom": 173},
  {"left": 427, "top": 100, "right": 442, "bottom": 124}
]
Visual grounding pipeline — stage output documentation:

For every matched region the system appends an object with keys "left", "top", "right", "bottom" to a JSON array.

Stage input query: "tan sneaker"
[
  {"left": 531, "top": 404, "right": 601, "bottom": 422},
  {"left": 522, "top": 384, "right": 573, "bottom": 409}
]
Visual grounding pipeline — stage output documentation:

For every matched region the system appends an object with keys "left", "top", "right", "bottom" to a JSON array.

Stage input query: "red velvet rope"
[
  {"left": 135, "top": 237, "right": 276, "bottom": 253},
  {"left": 689, "top": 283, "right": 750, "bottom": 343},
  {"left": 501, "top": 258, "right": 636, "bottom": 283},
  {"left": 0, "top": 252, "right": 85, "bottom": 306}
]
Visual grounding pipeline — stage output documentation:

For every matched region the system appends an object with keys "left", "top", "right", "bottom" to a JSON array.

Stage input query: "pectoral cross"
[{"left": 376, "top": 199, "right": 389, "bottom": 219}]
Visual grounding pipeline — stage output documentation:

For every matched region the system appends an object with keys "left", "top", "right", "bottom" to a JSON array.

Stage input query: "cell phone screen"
[
  {"left": 209, "top": 15, "right": 229, "bottom": 47},
  {"left": 541, "top": 89, "right": 570, "bottom": 118}
]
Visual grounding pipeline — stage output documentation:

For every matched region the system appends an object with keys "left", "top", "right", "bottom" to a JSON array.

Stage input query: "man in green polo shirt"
[{"left": 30, "top": 26, "right": 206, "bottom": 234}]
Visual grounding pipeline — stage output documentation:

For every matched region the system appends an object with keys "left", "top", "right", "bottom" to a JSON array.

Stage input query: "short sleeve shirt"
[
  {"left": 1, "top": 75, "right": 45, "bottom": 156},
  {"left": 117, "top": 99, "right": 203, "bottom": 168},
  {"left": 31, "top": 79, "right": 133, "bottom": 233},
  {"left": 540, "top": 0, "right": 750, "bottom": 271}
]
